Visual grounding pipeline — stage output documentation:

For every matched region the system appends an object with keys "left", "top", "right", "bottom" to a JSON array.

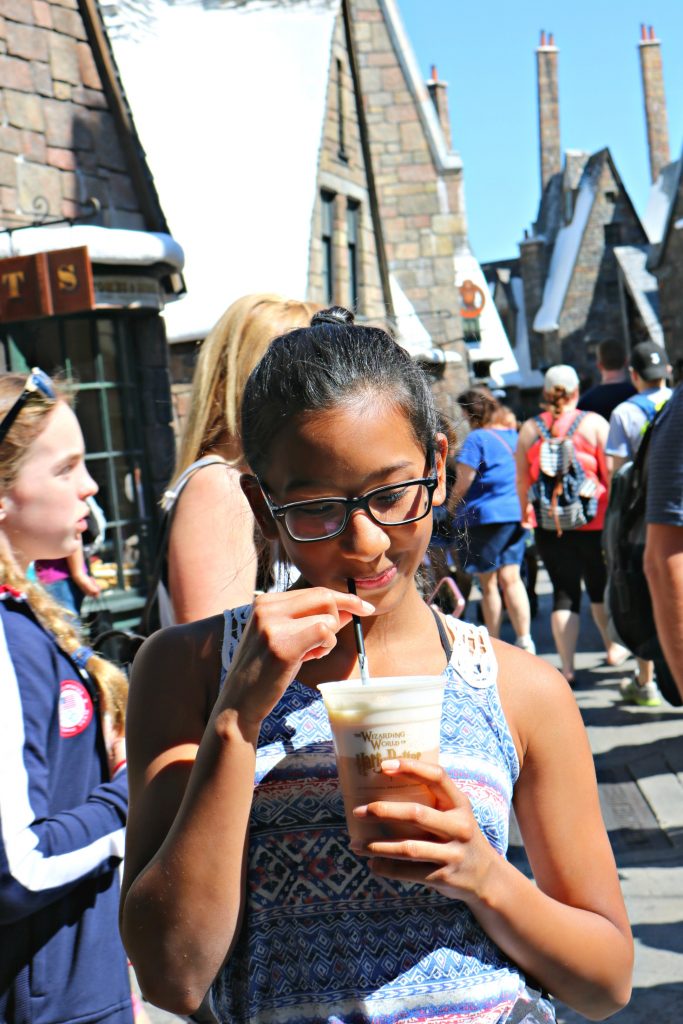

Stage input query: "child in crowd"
[
  {"left": 0, "top": 370, "right": 131, "bottom": 1023},
  {"left": 121, "top": 311, "right": 632, "bottom": 1023}
]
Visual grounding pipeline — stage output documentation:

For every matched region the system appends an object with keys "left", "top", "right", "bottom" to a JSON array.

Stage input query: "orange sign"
[
  {"left": 0, "top": 247, "right": 95, "bottom": 323},
  {"left": 458, "top": 279, "right": 486, "bottom": 320}
]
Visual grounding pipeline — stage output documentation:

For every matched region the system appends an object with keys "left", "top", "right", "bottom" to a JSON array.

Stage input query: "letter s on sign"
[{"left": 56, "top": 263, "right": 78, "bottom": 292}]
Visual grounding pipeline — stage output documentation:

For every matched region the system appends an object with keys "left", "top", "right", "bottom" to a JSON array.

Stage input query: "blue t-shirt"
[
  {"left": 455, "top": 427, "right": 521, "bottom": 527},
  {"left": 646, "top": 384, "right": 683, "bottom": 527}
]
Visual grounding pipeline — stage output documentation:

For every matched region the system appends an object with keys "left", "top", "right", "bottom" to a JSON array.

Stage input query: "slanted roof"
[
  {"left": 642, "top": 159, "right": 681, "bottom": 245},
  {"left": 102, "top": 0, "right": 340, "bottom": 342},
  {"left": 453, "top": 247, "right": 519, "bottom": 384},
  {"left": 533, "top": 151, "right": 604, "bottom": 333},
  {"left": 646, "top": 147, "right": 683, "bottom": 270},
  {"left": 390, "top": 275, "right": 461, "bottom": 364},
  {"left": 507, "top": 277, "right": 544, "bottom": 389},
  {"left": 613, "top": 245, "right": 664, "bottom": 348}
]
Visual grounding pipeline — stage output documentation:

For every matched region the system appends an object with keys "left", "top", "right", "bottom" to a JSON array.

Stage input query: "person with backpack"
[
  {"left": 516, "top": 365, "right": 627, "bottom": 685},
  {"left": 643, "top": 382, "right": 683, "bottom": 705},
  {"left": 605, "top": 342, "right": 671, "bottom": 707}
]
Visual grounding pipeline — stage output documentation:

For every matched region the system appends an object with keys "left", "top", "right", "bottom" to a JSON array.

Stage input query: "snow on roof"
[
  {"left": 613, "top": 245, "right": 664, "bottom": 348},
  {"left": 533, "top": 169, "right": 597, "bottom": 334},
  {"left": 506, "top": 277, "right": 544, "bottom": 390},
  {"left": 390, "top": 274, "right": 461, "bottom": 363},
  {"left": 0, "top": 223, "right": 183, "bottom": 268},
  {"left": 453, "top": 248, "right": 519, "bottom": 384},
  {"left": 378, "top": 0, "right": 461, "bottom": 173},
  {"left": 642, "top": 159, "right": 681, "bottom": 244},
  {"left": 102, "top": 0, "right": 339, "bottom": 342}
]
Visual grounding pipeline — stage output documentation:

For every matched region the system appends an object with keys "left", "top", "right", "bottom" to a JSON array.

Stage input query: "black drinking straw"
[{"left": 347, "top": 578, "right": 370, "bottom": 685}]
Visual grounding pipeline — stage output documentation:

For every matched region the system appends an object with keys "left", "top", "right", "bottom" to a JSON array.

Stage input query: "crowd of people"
[{"left": 3, "top": 300, "right": 682, "bottom": 1024}]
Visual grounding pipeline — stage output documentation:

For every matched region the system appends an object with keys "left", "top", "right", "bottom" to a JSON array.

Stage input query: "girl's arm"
[
  {"left": 120, "top": 589, "right": 373, "bottom": 1015},
  {"left": 167, "top": 464, "right": 258, "bottom": 623},
  {"left": 361, "top": 648, "right": 632, "bottom": 1020}
]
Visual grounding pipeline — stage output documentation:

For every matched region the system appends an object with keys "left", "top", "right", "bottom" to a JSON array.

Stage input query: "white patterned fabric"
[{"left": 212, "top": 607, "right": 555, "bottom": 1024}]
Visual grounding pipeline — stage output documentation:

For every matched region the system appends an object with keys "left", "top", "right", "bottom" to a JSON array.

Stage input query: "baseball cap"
[
  {"left": 543, "top": 364, "right": 580, "bottom": 393},
  {"left": 629, "top": 342, "right": 667, "bottom": 381}
]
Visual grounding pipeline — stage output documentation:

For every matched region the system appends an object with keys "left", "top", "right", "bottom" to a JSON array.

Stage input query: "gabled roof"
[
  {"left": 613, "top": 245, "right": 663, "bottom": 348},
  {"left": 102, "top": 0, "right": 340, "bottom": 342},
  {"left": 532, "top": 151, "right": 605, "bottom": 334},
  {"left": 532, "top": 148, "right": 645, "bottom": 335}
]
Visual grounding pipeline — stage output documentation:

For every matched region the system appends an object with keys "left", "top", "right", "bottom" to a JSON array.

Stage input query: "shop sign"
[{"left": 0, "top": 247, "right": 95, "bottom": 322}]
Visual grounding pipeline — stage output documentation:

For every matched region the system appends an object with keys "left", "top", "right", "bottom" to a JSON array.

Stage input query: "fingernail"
[
  {"left": 381, "top": 759, "right": 400, "bottom": 771},
  {"left": 352, "top": 805, "right": 368, "bottom": 816},
  {"left": 360, "top": 600, "right": 375, "bottom": 612}
]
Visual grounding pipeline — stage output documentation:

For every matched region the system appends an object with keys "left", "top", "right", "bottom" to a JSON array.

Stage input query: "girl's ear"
[
  {"left": 432, "top": 432, "right": 449, "bottom": 508},
  {"left": 240, "top": 474, "right": 280, "bottom": 541}
]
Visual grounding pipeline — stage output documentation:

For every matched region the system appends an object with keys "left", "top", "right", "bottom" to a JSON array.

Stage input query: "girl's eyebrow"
[{"left": 282, "top": 460, "right": 418, "bottom": 496}]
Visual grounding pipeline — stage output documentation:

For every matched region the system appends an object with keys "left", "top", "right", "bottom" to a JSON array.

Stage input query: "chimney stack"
[
  {"left": 426, "top": 64, "right": 453, "bottom": 149},
  {"left": 638, "top": 25, "right": 670, "bottom": 182},
  {"left": 536, "top": 30, "right": 561, "bottom": 193}
]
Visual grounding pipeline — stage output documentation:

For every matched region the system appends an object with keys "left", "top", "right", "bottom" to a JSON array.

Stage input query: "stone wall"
[
  {"left": 0, "top": 0, "right": 145, "bottom": 228},
  {"left": 308, "top": 10, "right": 386, "bottom": 318},
  {"left": 655, "top": 181, "right": 683, "bottom": 364},
  {"left": 559, "top": 155, "right": 647, "bottom": 378},
  {"left": 350, "top": 0, "right": 469, "bottom": 419}
]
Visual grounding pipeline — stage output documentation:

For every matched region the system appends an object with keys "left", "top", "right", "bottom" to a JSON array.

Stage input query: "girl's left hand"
[{"left": 355, "top": 758, "right": 499, "bottom": 902}]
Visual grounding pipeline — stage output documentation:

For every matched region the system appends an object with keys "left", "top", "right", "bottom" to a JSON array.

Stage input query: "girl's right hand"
[{"left": 218, "top": 588, "right": 374, "bottom": 727}]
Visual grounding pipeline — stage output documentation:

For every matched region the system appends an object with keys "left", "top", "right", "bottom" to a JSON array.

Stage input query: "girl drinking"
[
  {"left": 121, "top": 310, "right": 632, "bottom": 1023},
  {"left": 0, "top": 371, "right": 131, "bottom": 1023}
]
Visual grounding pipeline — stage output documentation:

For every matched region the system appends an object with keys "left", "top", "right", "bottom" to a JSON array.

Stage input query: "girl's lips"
[{"left": 352, "top": 566, "right": 397, "bottom": 590}]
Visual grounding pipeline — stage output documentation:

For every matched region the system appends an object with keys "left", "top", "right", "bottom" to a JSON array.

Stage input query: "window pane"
[
  {"left": 64, "top": 319, "right": 95, "bottom": 382},
  {"left": 107, "top": 388, "right": 129, "bottom": 452},
  {"left": 96, "top": 319, "right": 119, "bottom": 380},
  {"left": 75, "top": 389, "right": 105, "bottom": 453}
]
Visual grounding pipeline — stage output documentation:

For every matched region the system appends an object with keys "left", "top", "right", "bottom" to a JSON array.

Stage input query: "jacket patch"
[{"left": 59, "top": 679, "right": 94, "bottom": 737}]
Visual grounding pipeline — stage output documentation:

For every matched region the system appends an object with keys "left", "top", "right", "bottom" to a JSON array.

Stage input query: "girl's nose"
[
  {"left": 81, "top": 467, "right": 98, "bottom": 499},
  {"left": 340, "top": 508, "right": 391, "bottom": 558}
]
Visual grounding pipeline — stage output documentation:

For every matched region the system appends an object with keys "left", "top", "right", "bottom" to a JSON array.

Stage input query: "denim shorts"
[{"left": 457, "top": 522, "right": 528, "bottom": 576}]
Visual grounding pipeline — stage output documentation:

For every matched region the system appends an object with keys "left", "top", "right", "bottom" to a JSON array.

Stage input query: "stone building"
[
  {"left": 0, "top": 0, "right": 184, "bottom": 623},
  {"left": 101, "top": 0, "right": 512, "bottom": 426},
  {"left": 485, "top": 31, "right": 655, "bottom": 391}
]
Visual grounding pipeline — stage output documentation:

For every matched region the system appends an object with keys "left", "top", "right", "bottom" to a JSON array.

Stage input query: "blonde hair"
[
  {"left": 173, "top": 293, "right": 320, "bottom": 479},
  {"left": 0, "top": 374, "right": 127, "bottom": 731}
]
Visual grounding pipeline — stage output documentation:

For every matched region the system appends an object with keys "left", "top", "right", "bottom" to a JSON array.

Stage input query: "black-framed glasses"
[
  {"left": 0, "top": 367, "right": 56, "bottom": 445},
  {"left": 257, "top": 454, "right": 439, "bottom": 543}
]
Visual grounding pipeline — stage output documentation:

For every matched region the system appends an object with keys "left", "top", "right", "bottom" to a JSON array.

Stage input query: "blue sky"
[{"left": 398, "top": 0, "right": 683, "bottom": 264}]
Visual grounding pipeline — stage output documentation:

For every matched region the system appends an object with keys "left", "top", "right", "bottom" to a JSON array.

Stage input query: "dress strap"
[{"left": 430, "top": 606, "right": 453, "bottom": 662}]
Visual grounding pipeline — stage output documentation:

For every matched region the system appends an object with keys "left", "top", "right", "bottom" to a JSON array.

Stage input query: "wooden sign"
[
  {"left": 0, "top": 246, "right": 95, "bottom": 323},
  {"left": 0, "top": 253, "right": 52, "bottom": 322},
  {"left": 46, "top": 247, "right": 95, "bottom": 315}
]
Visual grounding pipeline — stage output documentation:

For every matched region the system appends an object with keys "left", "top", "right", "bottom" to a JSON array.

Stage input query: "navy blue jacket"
[{"left": 0, "top": 591, "right": 132, "bottom": 1024}]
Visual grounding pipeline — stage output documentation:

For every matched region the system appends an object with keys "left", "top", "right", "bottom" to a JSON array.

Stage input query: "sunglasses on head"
[{"left": 0, "top": 368, "right": 56, "bottom": 446}]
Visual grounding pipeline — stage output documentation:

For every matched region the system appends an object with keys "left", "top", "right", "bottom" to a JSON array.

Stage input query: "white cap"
[{"left": 543, "top": 364, "right": 579, "bottom": 393}]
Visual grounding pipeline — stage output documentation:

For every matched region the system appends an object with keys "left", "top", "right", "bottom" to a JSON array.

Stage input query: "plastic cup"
[{"left": 318, "top": 676, "right": 446, "bottom": 846}]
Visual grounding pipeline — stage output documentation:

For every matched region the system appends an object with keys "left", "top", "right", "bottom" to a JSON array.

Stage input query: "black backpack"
[{"left": 603, "top": 401, "right": 681, "bottom": 706}]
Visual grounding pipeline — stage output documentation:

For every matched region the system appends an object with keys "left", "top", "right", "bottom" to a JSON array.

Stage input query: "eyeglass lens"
[{"left": 284, "top": 482, "right": 430, "bottom": 540}]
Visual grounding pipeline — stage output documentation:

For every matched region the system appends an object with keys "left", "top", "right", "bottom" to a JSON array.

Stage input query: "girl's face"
[
  {"left": 0, "top": 401, "right": 98, "bottom": 569},
  {"left": 252, "top": 400, "right": 447, "bottom": 615}
]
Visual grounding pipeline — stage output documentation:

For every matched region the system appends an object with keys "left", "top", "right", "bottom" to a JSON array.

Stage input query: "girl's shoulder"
[
  {"left": 490, "top": 636, "right": 577, "bottom": 769},
  {"left": 131, "top": 613, "right": 225, "bottom": 718}
]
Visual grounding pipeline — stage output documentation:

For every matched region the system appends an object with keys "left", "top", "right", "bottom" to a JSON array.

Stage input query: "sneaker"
[
  {"left": 619, "top": 676, "right": 662, "bottom": 707},
  {"left": 515, "top": 635, "right": 536, "bottom": 655}
]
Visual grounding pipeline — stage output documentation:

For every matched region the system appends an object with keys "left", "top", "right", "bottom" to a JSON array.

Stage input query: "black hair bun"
[{"left": 311, "top": 306, "right": 355, "bottom": 328}]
